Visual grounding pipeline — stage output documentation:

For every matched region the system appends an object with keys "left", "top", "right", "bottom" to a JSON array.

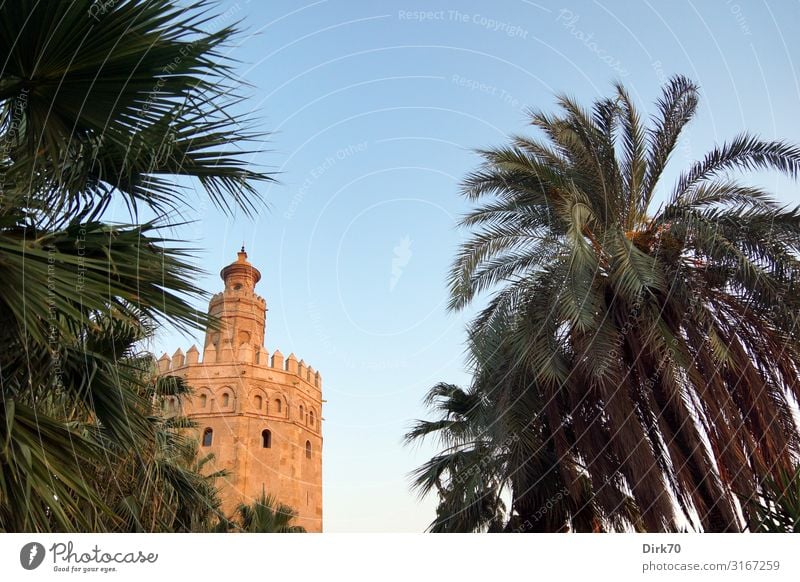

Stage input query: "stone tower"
[{"left": 158, "top": 249, "right": 323, "bottom": 532}]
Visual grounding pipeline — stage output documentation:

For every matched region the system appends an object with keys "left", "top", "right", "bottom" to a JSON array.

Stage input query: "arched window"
[
  {"left": 202, "top": 428, "right": 213, "bottom": 447},
  {"left": 275, "top": 399, "right": 282, "bottom": 414},
  {"left": 305, "top": 440, "right": 312, "bottom": 459},
  {"left": 299, "top": 404, "right": 304, "bottom": 421},
  {"left": 200, "top": 394, "right": 207, "bottom": 408},
  {"left": 262, "top": 429, "right": 271, "bottom": 449},
  {"left": 222, "top": 393, "right": 230, "bottom": 407},
  {"left": 254, "top": 395, "right": 263, "bottom": 410},
  {"left": 309, "top": 410, "right": 315, "bottom": 428}
]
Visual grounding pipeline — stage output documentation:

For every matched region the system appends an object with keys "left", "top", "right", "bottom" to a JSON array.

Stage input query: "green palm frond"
[
  {"left": 744, "top": 466, "right": 800, "bottom": 532},
  {"left": 0, "top": 0, "right": 273, "bottom": 219},
  {"left": 234, "top": 492, "right": 306, "bottom": 533}
]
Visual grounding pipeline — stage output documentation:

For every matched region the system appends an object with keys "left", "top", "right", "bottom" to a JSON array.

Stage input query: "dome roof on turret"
[{"left": 220, "top": 246, "right": 261, "bottom": 286}]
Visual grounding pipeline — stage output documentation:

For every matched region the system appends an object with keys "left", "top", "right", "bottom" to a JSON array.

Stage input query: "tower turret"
[{"left": 204, "top": 247, "right": 267, "bottom": 360}]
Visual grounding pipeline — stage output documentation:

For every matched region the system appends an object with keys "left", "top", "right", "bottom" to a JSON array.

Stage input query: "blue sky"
[{"left": 151, "top": 0, "right": 800, "bottom": 531}]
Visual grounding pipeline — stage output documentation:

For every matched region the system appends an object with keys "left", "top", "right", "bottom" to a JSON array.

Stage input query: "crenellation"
[
  {"left": 171, "top": 348, "right": 185, "bottom": 369},
  {"left": 238, "top": 343, "right": 254, "bottom": 363},
  {"left": 203, "top": 343, "right": 217, "bottom": 364},
  {"left": 186, "top": 345, "right": 200, "bottom": 365},
  {"left": 220, "top": 339, "right": 234, "bottom": 362},
  {"left": 157, "top": 352, "right": 170, "bottom": 373},
  {"left": 286, "top": 353, "right": 298, "bottom": 374}
]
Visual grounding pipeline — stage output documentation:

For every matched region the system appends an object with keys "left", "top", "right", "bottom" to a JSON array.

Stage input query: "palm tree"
[
  {"left": 93, "top": 344, "right": 228, "bottom": 533},
  {"left": 0, "top": 309, "right": 229, "bottom": 532},
  {"left": 406, "top": 383, "right": 508, "bottom": 532},
  {"left": 232, "top": 493, "right": 306, "bottom": 533},
  {"left": 0, "top": 0, "right": 270, "bottom": 531},
  {"left": 407, "top": 340, "right": 643, "bottom": 532},
  {"left": 442, "top": 75, "right": 800, "bottom": 532},
  {"left": 59, "top": 313, "right": 229, "bottom": 533}
]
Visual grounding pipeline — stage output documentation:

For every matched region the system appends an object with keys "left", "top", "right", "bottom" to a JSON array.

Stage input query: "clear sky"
[{"left": 150, "top": 0, "right": 800, "bottom": 531}]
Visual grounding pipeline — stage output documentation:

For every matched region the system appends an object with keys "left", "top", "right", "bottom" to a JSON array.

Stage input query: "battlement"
[{"left": 157, "top": 344, "right": 322, "bottom": 389}]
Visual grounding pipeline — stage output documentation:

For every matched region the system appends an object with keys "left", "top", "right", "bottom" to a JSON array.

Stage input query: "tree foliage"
[{"left": 228, "top": 492, "right": 307, "bottom": 533}]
